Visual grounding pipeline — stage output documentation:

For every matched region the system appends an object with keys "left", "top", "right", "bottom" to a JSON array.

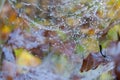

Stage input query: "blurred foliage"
[{"left": 0, "top": 0, "right": 120, "bottom": 80}]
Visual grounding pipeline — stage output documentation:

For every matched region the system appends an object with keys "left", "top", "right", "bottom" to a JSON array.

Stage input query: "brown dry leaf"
[
  {"left": 80, "top": 34, "right": 120, "bottom": 79},
  {"left": 30, "top": 46, "right": 44, "bottom": 59},
  {"left": 80, "top": 52, "right": 108, "bottom": 72}
]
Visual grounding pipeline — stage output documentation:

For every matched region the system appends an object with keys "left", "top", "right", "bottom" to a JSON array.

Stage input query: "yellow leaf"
[
  {"left": 1, "top": 25, "right": 10, "bottom": 34},
  {"left": 99, "top": 71, "right": 113, "bottom": 80},
  {"left": 14, "top": 48, "right": 41, "bottom": 67},
  {"left": 82, "top": 37, "right": 99, "bottom": 52}
]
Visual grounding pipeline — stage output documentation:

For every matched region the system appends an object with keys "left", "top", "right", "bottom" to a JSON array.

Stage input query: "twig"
[{"left": 99, "top": 44, "right": 106, "bottom": 58}]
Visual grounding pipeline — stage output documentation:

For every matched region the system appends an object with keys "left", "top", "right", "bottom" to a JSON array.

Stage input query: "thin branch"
[{"left": 99, "top": 45, "right": 106, "bottom": 58}]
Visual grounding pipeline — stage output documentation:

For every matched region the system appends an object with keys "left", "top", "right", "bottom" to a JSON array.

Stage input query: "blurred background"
[{"left": 0, "top": 0, "right": 120, "bottom": 80}]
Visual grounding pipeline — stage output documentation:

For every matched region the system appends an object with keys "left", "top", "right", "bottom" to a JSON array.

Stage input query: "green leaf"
[
  {"left": 14, "top": 48, "right": 24, "bottom": 57},
  {"left": 75, "top": 44, "right": 85, "bottom": 54},
  {"left": 107, "top": 25, "right": 120, "bottom": 41},
  {"left": 56, "top": 29, "right": 67, "bottom": 41},
  {"left": 101, "top": 40, "right": 111, "bottom": 49}
]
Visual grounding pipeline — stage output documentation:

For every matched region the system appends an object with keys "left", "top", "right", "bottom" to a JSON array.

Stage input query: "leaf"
[
  {"left": 75, "top": 44, "right": 85, "bottom": 54},
  {"left": 81, "top": 37, "right": 99, "bottom": 52},
  {"left": 30, "top": 46, "right": 44, "bottom": 58},
  {"left": 30, "top": 44, "right": 49, "bottom": 58},
  {"left": 80, "top": 52, "right": 108, "bottom": 72},
  {"left": 14, "top": 48, "right": 41, "bottom": 67},
  {"left": 107, "top": 25, "right": 119, "bottom": 41},
  {"left": 99, "top": 71, "right": 113, "bottom": 80},
  {"left": 1, "top": 25, "right": 11, "bottom": 40},
  {"left": 14, "top": 48, "right": 23, "bottom": 57},
  {"left": 80, "top": 38, "right": 120, "bottom": 79},
  {"left": 88, "top": 28, "right": 95, "bottom": 35},
  {"left": 56, "top": 29, "right": 67, "bottom": 41}
]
